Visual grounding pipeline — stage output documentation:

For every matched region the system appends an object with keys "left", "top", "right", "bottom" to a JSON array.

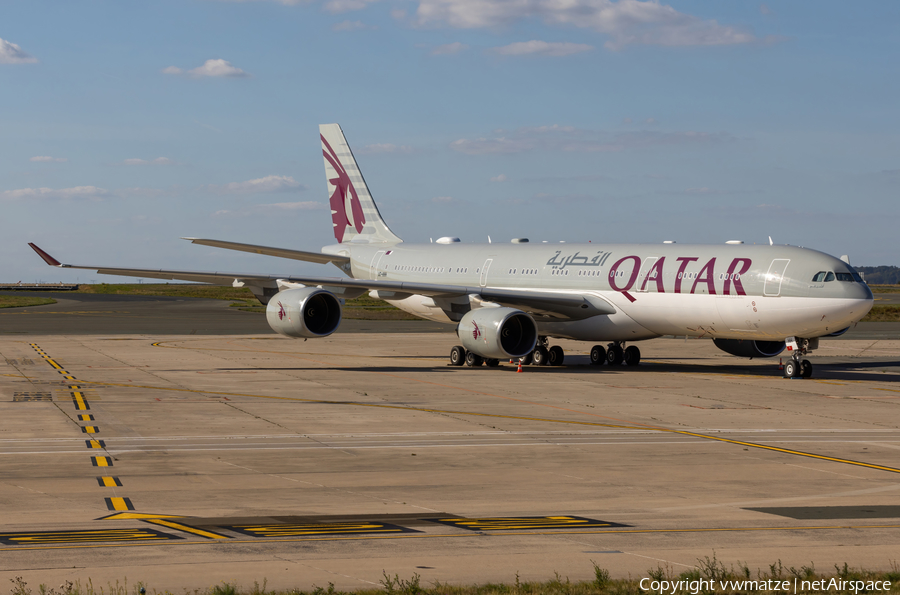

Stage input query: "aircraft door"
[
  {"left": 369, "top": 251, "right": 386, "bottom": 280},
  {"left": 636, "top": 257, "right": 658, "bottom": 292},
  {"left": 763, "top": 259, "right": 790, "bottom": 296},
  {"left": 480, "top": 259, "right": 493, "bottom": 288}
]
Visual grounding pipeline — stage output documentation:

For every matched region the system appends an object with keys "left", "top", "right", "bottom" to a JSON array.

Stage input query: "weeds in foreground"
[{"left": 8, "top": 559, "right": 900, "bottom": 595}]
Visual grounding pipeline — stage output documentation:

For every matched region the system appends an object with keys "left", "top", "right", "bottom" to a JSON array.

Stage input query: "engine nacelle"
[
  {"left": 458, "top": 307, "right": 538, "bottom": 359},
  {"left": 713, "top": 338, "right": 785, "bottom": 358},
  {"left": 266, "top": 287, "right": 342, "bottom": 338}
]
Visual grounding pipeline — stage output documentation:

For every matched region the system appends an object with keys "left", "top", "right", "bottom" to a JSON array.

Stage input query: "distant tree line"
[{"left": 856, "top": 266, "right": 900, "bottom": 285}]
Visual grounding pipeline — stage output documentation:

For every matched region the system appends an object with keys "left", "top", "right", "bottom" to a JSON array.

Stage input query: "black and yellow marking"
[
  {"left": 101, "top": 512, "right": 184, "bottom": 520},
  {"left": 97, "top": 476, "right": 122, "bottom": 487},
  {"left": 86, "top": 439, "right": 106, "bottom": 449},
  {"left": 79, "top": 414, "right": 94, "bottom": 421},
  {"left": 91, "top": 456, "right": 112, "bottom": 467},
  {"left": 0, "top": 528, "right": 178, "bottom": 546},
  {"left": 12, "top": 392, "right": 52, "bottom": 402},
  {"left": 72, "top": 392, "right": 90, "bottom": 411},
  {"left": 431, "top": 516, "right": 627, "bottom": 531},
  {"left": 223, "top": 521, "right": 419, "bottom": 538},
  {"left": 105, "top": 497, "right": 135, "bottom": 511},
  {"left": 81, "top": 425, "right": 99, "bottom": 434},
  {"left": 143, "top": 519, "right": 230, "bottom": 540}
]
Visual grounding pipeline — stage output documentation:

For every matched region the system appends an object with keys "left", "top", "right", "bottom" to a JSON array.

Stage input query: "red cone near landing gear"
[
  {"left": 517, "top": 360, "right": 523, "bottom": 373},
  {"left": 778, "top": 358, "right": 784, "bottom": 370}
]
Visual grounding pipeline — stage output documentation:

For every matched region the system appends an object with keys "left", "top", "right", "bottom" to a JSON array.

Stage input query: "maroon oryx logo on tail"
[{"left": 322, "top": 135, "right": 366, "bottom": 242}]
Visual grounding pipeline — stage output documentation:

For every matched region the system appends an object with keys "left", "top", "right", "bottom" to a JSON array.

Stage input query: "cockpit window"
[
  {"left": 835, "top": 272, "right": 854, "bottom": 282},
  {"left": 812, "top": 271, "right": 827, "bottom": 282},
  {"left": 852, "top": 272, "right": 863, "bottom": 283},
  {"left": 824, "top": 272, "right": 835, "bottom": 282}
]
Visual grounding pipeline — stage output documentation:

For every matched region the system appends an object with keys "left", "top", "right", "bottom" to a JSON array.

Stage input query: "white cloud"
[
  {"left": 451, "top": 125, "right": 735, "bottom": 155},
  {"left": 163, "top": 59, "right": 250, "bottom": 78},
  {"left": 324, "top": 0, "right": 378, "bottom": 13},
  {"left": 30, "top": 156, "right": 67, "bottom": 163},
  {"left": 432, "top": 196, "right": 454, "bottom": 202},
  {"left": 0, "top": 38, "right": 38, "bottom": 64},
  {"left": 490, "top": 174, "right": 508, "bottom": 182},
  {"left": 206, "top": 175, "right": 306, "bottom": 194},
  {"left": 415, "top": 0, "right": 761, "bottom": 50},
  {"left": 123, "top": 157, "right": 174, "bottom": 166},
  {"left": 2, "top": 186, "right": 108, "bottom": 200},
  {"left": 358, "top": 143, "right": 414, "bottom": 154},
  {"left": 333, "top": 20, "right": 376, "bottom": 30},
  {"left": 432, "top": 42, "right": 469, "bottom": 55},
  {"left": 491, "top": 40, "right": 593, "bottom": 57}
]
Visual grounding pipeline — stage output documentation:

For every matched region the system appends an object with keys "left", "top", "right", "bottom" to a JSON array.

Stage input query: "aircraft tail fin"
[{"left": 320, "top": 123, "right": 402, "bottom": 245}]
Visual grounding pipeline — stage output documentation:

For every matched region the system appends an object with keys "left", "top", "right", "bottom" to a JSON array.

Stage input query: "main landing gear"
[
  {"left": 449, "top": 345, "right": 500, "bottom": 367},
  {"left": 589, "top": 342, "right": 640, "bottom": 367},
  {"left": 783, "top": 337, "right": 815, "bottom": 379},
  {"left": 448, "top": 338, "right": 641, "bottom": 369}
]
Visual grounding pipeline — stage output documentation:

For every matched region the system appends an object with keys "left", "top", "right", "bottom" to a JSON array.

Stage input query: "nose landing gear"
[{"left": 783, "top": 337, "right": 816, "bottom": 378}]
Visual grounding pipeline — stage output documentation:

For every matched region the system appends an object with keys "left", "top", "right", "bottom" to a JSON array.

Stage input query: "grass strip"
[
  {"left": 0, "top": 296, "right": 56, "bottom": 309},
  {"left": 7, "top": 557, "right": 900, "bottom": 595}
]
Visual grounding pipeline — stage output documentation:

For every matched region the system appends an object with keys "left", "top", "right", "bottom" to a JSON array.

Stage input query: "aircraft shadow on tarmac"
[{"left": 211, "top": 359, "right": 899, "bottom": 381}]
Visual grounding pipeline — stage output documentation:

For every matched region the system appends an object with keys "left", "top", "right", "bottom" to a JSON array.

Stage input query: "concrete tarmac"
[{"left": 0, "top": 298, "right": 899, "bottom": 591}]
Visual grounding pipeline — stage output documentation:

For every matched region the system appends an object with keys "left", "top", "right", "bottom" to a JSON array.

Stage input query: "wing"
[
  {"left": 182, "top": 237, "right": 350, "bottom": 266},
  {"left": 28, "top": 244, "right": 615, "bottom": 320}
]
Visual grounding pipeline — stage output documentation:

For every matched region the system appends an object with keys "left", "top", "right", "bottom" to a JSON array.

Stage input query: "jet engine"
[
  {"left": 266, "top": 287, "right": 342, "bottom": 338},
  {"left": 457, "top": 307, "right": 538, "bottom": 359},
  {"left": 713, "top": 338, "right": 785, "bottom": 358}
]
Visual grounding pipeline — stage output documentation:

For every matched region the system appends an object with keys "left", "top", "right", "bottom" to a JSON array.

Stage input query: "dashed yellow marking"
[
  {"left": 97, "top": 476, "right": 122, "bottom": 487},
  {"left": 79, "top": 414, "right": 94, "bottom": 421},
  {"left": 72, "top": 392, "right": 89, "bottom": 411},
  {"left": 91, "top": 456, "right": 112, "bottom": 467},
  {"left": 81, "top": 426, "right": 98, "bottom": 434},
  {"left": 432, "top": 516, "right": 625, "bottom": 531},
  {"left": 86, "top": 440, "right": 105, "bottom": 449},
  {"left": 144, "top": 519, "right": 230, "bottom": 539},
  {"left": 224, "top": 521, "right": 417, "bottom": 537},
  {"left": 105, "top": 497, "right": 134, "bottom": 511},
  {"left": 0, "top": 528, "right": 177, "bottom": 545}
]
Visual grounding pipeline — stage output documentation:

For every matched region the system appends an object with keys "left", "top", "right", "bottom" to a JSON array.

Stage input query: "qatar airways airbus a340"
[{"left": 30, "top": 124, "right": 873, "bottom": 378}]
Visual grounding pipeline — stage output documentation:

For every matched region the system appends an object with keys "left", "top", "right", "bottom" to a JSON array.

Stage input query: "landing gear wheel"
[
  {"left": 520, "top": 352, "right": 534, "bottom": 366},
  {"left": 485, "top": 358, "right": 500, "bottom": 367},
  {"left": 532, "top": 346, "right": 549, "bottom": 366},
  {"left": 548, "top": 345, "right": 565, "bottom": 366},
  {"left": 449, "top": 346, "right": 466, "bottom": 366},
  {"left": 623, "top": 345, "right": 641, "bottom": 366},
  {"left": 783, "top": 360, "right": 799, "bottom": 378},
  {"left": 465, "top": 351, "right": 483, "bottom": 367},
  {"left": 800, "top": 359, "right": 813, "bottom": 378},
  {"left": 607, "top": 345, "right": 624, "bottom": 366},
  {"left": 590, "top": 345, "right": 606, "bottom": 366}
]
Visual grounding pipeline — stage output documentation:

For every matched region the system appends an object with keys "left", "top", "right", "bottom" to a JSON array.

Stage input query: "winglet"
[{"left": 28, "top": 243, "right": 62, "bottom": 267}]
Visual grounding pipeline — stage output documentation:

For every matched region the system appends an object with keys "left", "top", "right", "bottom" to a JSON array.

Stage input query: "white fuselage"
[{"left": 324, "top": 241, "right": 874, "bottom": 342}]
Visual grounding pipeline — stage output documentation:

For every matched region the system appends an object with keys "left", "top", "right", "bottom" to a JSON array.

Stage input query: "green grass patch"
[
  {"left": 0, "top": 296, "right": 56, "bottom": 309},
  {"left": 870, "top": 285, "right": 900, "bottom": 294},
  {"left": 862, "top": 305, "right": 900, "bottom": 322},
  {"left": 72, "top": 283, "right": 255, "bottom": 301}
]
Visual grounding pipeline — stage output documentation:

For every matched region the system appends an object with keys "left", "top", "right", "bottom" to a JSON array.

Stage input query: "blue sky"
[{"left": 2, "top": 0, "right": 898, "bottom": 282}]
